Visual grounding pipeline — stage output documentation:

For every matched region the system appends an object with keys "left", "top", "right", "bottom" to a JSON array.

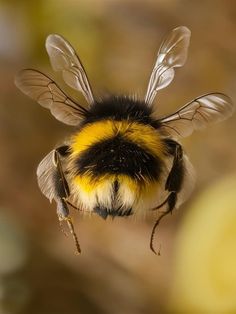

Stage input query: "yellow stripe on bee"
[
  {"left": 70, "top": 120, "right": 164, "bottom": 158},
  {"left": 72, "top": 172, "right": 162, "bottom": 214},
  {"left": 119, "top": 175, "right": 139, "bottom": 193},
  {"left": 73, "top": 174, "right": 110, "bottom": 194},
  {"left": 73, "top": 173, "right": 139, "bottom": 194}
]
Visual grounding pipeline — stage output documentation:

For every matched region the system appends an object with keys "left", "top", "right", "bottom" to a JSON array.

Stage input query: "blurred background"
[{"left": 0, "top": 0, "right": 236, "bottom": 313}]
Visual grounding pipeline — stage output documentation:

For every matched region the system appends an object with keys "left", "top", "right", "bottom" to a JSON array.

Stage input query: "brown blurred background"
[{"left": 0, "top": 0, "right": 236, "bottom": 313}]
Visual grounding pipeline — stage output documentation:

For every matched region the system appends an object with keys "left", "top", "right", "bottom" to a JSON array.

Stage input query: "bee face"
[{"left": 15, "top": 27, "right": 235, "bottom": 254}]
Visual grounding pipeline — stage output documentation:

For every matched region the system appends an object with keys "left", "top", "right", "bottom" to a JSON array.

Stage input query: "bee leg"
[
  {"left": 53, "top": 148, "right": 81, "bottom": 254},
  {"left": 56, "top": 199, "right": 81, "bottom": 254},
  {"left": 64, "top": 200, "right": 80, "bottom": 211},
  {"left": 164, "top": 139, "right": 184, "bottom": 195},
  {"left": 150, "top": 140, "right": 184, "bottom": 254},
  {"left": 150, "top": 192, "right": 177, "bottom": 254},
  {"left": 64, "top": 199, "right": 92, "bottom": 214}
]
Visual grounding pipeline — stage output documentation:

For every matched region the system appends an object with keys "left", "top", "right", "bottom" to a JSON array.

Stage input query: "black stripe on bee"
[
  {"left": 74, "top": 134, "right": 163, "bottom": 182},
  {"left": 94, "top": 205, "right": 133, "bottom": 220},
  {"left": 113, "top": 179, "right": 119, "bottom": 195},
  {"left": 82, "top": 96, "right": 161, "bottom": 128}
]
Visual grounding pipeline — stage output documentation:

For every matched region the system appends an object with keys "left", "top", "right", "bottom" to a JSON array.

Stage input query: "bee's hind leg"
[
  {"left": 56, "top": 199, "right": 81, "bottom": 254},
  {"left": 53, "top": 147, "right": 81, "bottom": 254},
  {"left": 150, "top": 140, "right": 184, "bottom": 254}
]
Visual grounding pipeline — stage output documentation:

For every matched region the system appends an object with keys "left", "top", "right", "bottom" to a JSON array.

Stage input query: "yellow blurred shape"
[{"left": 170, "top": 175, "right": 236, "bottom": 313}]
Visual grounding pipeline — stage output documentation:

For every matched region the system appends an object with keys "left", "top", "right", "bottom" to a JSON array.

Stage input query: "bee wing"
[
  {"left": 145, "top": 26, "right": 191, "bottom": 106},
  {"left": 15, "top": 69, "right": 87, "bottom": 126},
  {"left": 159, "top": 93, "right": 235, "bottom": 138},
  {"left": 36, "top": 149, "right": 69, "bottom": 202},
  {"left": 36, "top": 150, "right": 56, "bottom": 202},
  {"left": 46, "top": 34, "right": 94, "bottom": 106}
]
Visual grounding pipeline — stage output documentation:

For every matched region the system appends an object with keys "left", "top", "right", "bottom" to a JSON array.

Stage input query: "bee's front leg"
[{"left": 53, "top": 147, "right": 81, "bottom": 254}]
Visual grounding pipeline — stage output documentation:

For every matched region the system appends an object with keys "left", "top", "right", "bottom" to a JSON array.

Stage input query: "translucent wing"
[
  {"left": 46, "top": 34, "right": 94, "bottom": 106},
  {"left": 36, "top": 148, "right": 70, "bottom": 202},
  {"left": 37, "top": 150, "right": 56, "bottom": 202},
  {"left": 145, "top": 26, "right": 191, "bottom": 106},
  {"left": 159, "top": 93, "right": 235, "bottom": 138},
  {"left": 15, "top": 69, "right": 87, "bottom": 126}
]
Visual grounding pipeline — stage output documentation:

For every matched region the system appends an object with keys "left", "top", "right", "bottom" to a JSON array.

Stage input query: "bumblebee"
[{"left": 15, "top": 26, "right": 234, "bottom": 254}]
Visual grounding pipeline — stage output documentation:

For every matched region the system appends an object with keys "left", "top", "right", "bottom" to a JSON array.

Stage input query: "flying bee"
[{"left": 15, "top": 26, "right": 234, "bottom": 254}]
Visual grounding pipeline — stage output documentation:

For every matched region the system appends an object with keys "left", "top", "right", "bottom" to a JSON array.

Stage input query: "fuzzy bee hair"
[{"left": 15, "top": 26, "right": 234, "bottom": 254}]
